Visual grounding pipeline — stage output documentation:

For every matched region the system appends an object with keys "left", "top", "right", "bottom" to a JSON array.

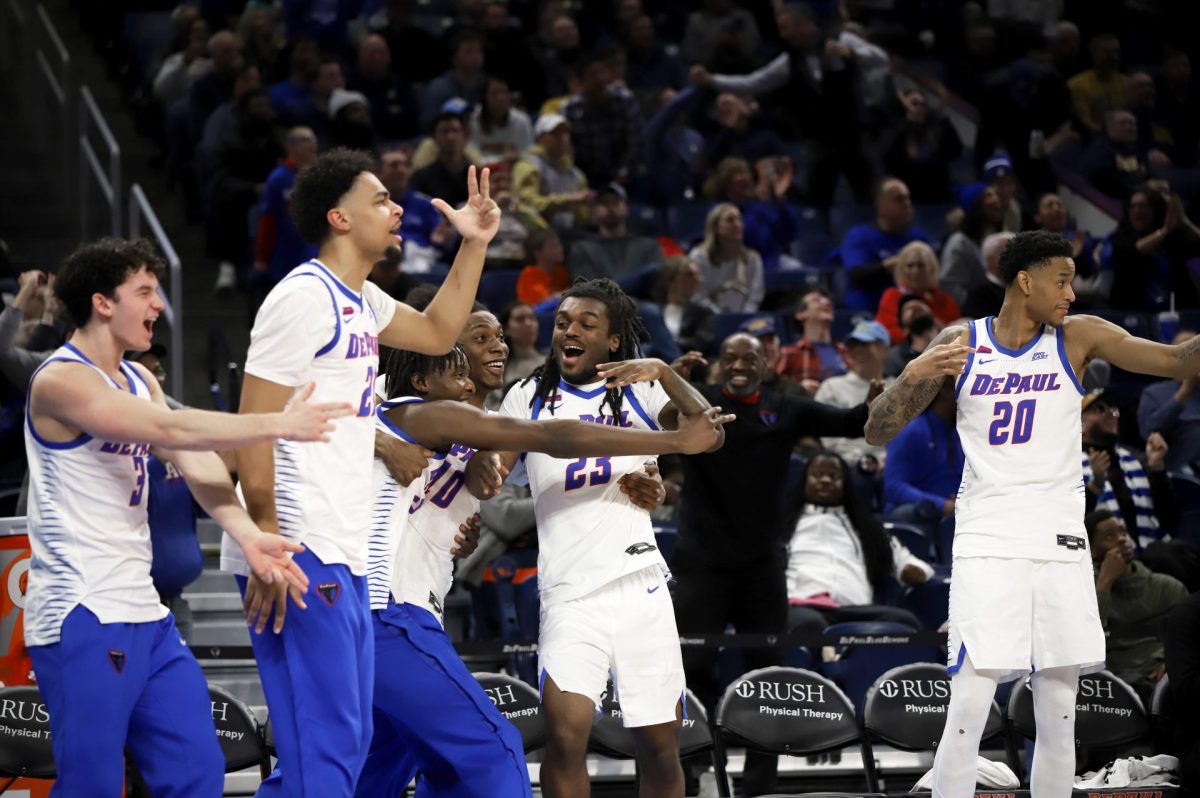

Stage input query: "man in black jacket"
[{"left": 672, "top": 332, "right": 880, "bottom": 794}]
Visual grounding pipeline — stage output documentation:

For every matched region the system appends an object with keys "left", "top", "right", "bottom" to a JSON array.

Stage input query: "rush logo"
[
  {"left": 878, "top": 679, "right": 951, "bottom": 700},
  {"left": 0, "top": 699, "right": 48, "bottom": 723},
  {"left": 734, "top": 681, "right": 825, "bottom": 703}
]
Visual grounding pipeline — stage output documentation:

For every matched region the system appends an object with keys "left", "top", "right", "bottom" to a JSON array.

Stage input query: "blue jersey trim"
[
  {"left": 954, "top": 322, "right": 977, "bottom": 400},
  {"left": 946, "top": 642, "right": 967, "bottom": 676},
  {"left": 121, "top": 362, "right": 151, "bottom": 397},
  {"left": 984, "top": 317, "right": 1044, "bottom": 358},
  {"left": 1055, "top": 325, "right": 1085, "bottom": 395},
  {"left": 623, "top": 387, "right": 660, "bottom": 430},
  {"left": 284, "top": 271, "right": 342, "bottom": 357},
  {"left": 62, "top": 343, "right": 126, "bottom": 392},
  {"left": 530, "top": 395, "right": 544, "bottom": 421},
  {"left": 25, "top": 355, "right": 99, "bottom": 450},
  {"left": 376, "top": 400, "right": 422, "bottom": 444},
  {"left": 308, "top": 260, "right": 364, "bottom": 310},
  {"left": 557, "top": 379, "right": 606, "bottom": 400}
]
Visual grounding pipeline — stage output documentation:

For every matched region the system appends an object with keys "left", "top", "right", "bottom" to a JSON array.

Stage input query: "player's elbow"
[{"left": 703, "top": 428, "right": 726, "bottom": 453}]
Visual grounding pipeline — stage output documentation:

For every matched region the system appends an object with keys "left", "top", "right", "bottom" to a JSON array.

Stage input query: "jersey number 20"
[
  {"left": 989, "top": 399, "right": 1035, "bottom": 445},
  {"left": 564, "top": 457, "right": 611, "bottom": 490}
]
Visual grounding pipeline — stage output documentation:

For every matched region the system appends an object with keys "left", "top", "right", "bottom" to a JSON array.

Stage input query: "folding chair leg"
[
  {"left": 713, "top": 734, "right": 732, "bottom": 798},
  {"left": 861, "top": 736, "right": 880, "bottom": 793}
]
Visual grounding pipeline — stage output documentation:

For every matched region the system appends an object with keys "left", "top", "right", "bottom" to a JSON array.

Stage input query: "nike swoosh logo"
[
  {"left": 647, "top": 585, "right": 660, "bottom": 594},
  {"left": 977, "top": 358, "right": 995, "bottom": 364}
]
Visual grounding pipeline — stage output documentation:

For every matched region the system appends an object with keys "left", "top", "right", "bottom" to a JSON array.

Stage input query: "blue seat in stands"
[
  {"left": 1169, "top": 472, "right": 1200, "bottom": 513},
  {"left": 653, "top": 523, "right": 678, "bottom": 567},
  {"left": 666, "top": 201, "right": 711, "bottom": 247},
  {"left": 829, "top": 205, "right": 874, "bottom": 239},
  {"left": 478, "top": 270, "right": 520, "bottom": 313},
  {"left": 912, "top": 204, "right": 954, "bottom": 243},
  {"left": 899, "top": 573, "right": 951, "bottom": 631},
  {"left": 1088, "top": 309, "right": 1153, "bottom": 339},
  {"left": 937, "top": 515, "right": 955, "bottom": 563},
  {"left": 820, "top": 621, "right": 940, "bottom": 713}
]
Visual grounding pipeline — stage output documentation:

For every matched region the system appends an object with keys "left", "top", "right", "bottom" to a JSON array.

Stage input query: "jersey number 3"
[
  {"left": 989, "top": 399, "right": 1036, "bottom": 445},
  {"left": 564, "top": 457, "right": 611, "bottom": 490}
]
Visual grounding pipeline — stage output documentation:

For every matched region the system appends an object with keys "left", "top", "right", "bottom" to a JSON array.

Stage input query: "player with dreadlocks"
[
  {"left": 358, "top": 307, "right": 731, "bottom": 797},
  {"left": 465, "top": 277, "right": 726, "bottom": 798}
]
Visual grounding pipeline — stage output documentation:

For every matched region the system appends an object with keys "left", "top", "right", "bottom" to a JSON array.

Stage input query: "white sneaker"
[{"left": 214, "top": 261, "right": 237, "bottom": 295}]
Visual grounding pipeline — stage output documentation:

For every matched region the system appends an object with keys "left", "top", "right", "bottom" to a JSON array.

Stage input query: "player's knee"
[{"left": 544, "top": 721, "right": 590, "bottom": 758}]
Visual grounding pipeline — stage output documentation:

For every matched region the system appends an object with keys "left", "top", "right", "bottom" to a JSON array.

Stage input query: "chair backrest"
[
  {"left": 1007, "top": 670, "right": 1149, "bottom": 748},
  {"left": 208, "top": 684, "right": 269, "bottom": 773},
  {"left": 864, "top": 663, "right": 1004, "bottom": 750},
  {"left": 820, "top": 621, "right": 940, "bottom": 713},
  {"left": 473, "top": 672, "right": 545, "bottom": 753},
  {"left": 0, "top": 685, "right": 55, "bottom": 779},
  {"left": 588, "top": 685, "right": 711, "bottom": 759},
  {"left": 1151, "top": 673, "right": 1171, "bottom": 721},
  {"left": 716, "top": 667, "right": 859, "bottom": 756}
]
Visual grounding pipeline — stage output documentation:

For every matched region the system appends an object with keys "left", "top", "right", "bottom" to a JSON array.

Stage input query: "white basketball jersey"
[
  {"left": 221, "top": 260, "right": 395, "bottom": 576},
  {"left": 24, "top": 345, "right": 168, "bottom": 645},
  {"left": 953, "top": 317, "right": 1087, "bottom": 561},
  {"left": 366, "top": 397, "right": 429, "bottom": 610},
  {"left": 499, "top": 378, "right": 669, "bottom": 607}
]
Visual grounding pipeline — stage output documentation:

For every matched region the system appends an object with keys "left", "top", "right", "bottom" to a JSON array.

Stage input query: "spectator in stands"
[
  {"left": 187, "top": 30, "right": 244, "bottom": 133},
  {"left": 624, "top": 13, "right": 686, "bottom": 99},
  {"left": 480, "top": 164, "right": 534, "bottom": 269},
  {"left": 1157, "top": 51, "right": 1200, "bottom": 168},
  {"left": 1083, "top": 110, "right": 1165, "bottom": 200},
  {"left": 421, "top": 30, "right": 488, "bottom": 132},
  {"left": 0, "top": 270, "right": 63, "bottom": 390},
  {"left": 347, "top": 33, "right": 419, "bottom": 142},
  {"left": 1033, "top": 192, "right": 1095, "bottom": 269},
  {"left": 478, "top": 0, "right": 543, "bottom": 111},
  {"left": 777, "top": 289, "right": 848, "bottom": 391},
  {"left": 327, "top": 88, "right": 377, "bottom": 152},
  {"left": 982, "top": 152, "right": 1024, "bottom": 233},
  {"left": 689, "top": 203, "right": 764, "bottom": 313},
  {"left": 881, "top": 89, "right": 962, "bottom": 203},
  {"left": 306, "top": 56, "right": 347, "bottom": 139},
  {"left": 199, "top": 61, "right": 263, "bottom": 157},
  {"left": 691, "top": 2, "right": 875, "bottom": 211},
  {"left": 680, "top": 0, "right": 761, "bottom": 72},
  {"left": 815, "top": 321, "right": 891, "bottom": 470},
  {"left": 267, "top": 35, "right": 319, "bottom": 126},
  {"left": 536, "top": 12, "right": 582, "bottom": 106},
  {"left": 738, "top": 316, "right": 807, "bottom": 398},
  {"left": 652, "top": 256, "right": 715, "bottom": 355},
  {"left": 201, "top": 87, "right": 279, "bottom": 296},
  {"left": 883, "top": 377, "right": 963, "bottom": 526},
  {"left": 469, "top": 77, "right": 534, "bottom": 163},
  {"left": 1139, "top": 330, "right": 1200, "bottom": 472},
  {"left": 840, "top": 177, "right": 930, "bottom": 312},
  {"left": 883, "top": 295, "right": 940, "bottom": 378},
  {"left": 568, "top": 184, "right": 664, "bottom": 281},
  {"left": 153, "top": 15, "right": 212, "bottom": 106},
  {"left": 253, "top": 126, "right": 319, "bottom": 292},
  {"left": 237, "top": 5, "right": 283, "bottom": 82},
  {"left": 961, "top": 232, "right": 1014, "bottom": 320},
  {"left": 498, "top": 301, "right": 544, "bottom": 384},
  {"left": 945, "top": 20, "right": 1003, "bottom": 109},
  {"left": 876, "top": 242, "right": 959, "bottom": 345},
  {"left": 1050, "top": 20, "right": 1083, "bottom": 79},
  {"left": 1082, "top": 389, "right": 1179, "bottom": 550},
  {"left": 512, "top": 113, "right": 592, "bottom": 231},
  {"left": 1088, "top": 509, "right": 1187, "bottom": 704},
  {"left": 562, "top": 48, "right": 645, "bottom": 187},
  {"left": 703, "top": 156, "right": 800, "bottom": 272},
  {"left": 133, "top": 346, "right": 203, "bottom": 643},
  {"left": 786, "top": 452, "right": 932, "bottom": 636},
  {"left": 1068, "top": 33, "right": 1127, "bottom": 135},
  {"left": 939, "top": 183, "right": 1005, "bottom": 306},
  {"left": 516, "top": 229, "right": 569, "bottom": 306},
  {"left": 1164, "top": 593, "right": 1200, "bottom": 788},
  {"left": 378, "top": 0, "right": 446, "bottom": 84},
  {"left": 377, "top": 146, "right": 452, "bottom": 273},
  {"left": 671, "top": 331, "right": 874, "bottom": 796},
  {"left": 411, "top": 108, "right": 473, "bottom": 207},
  {"left": 702, "top": 93, "right": 788, "bottom": 173},
  {"left": 1128, "top": 71, "right": 1170, "bottom": 158},
  {"left": 1105, "top": 186, "right": 1200, "bottom": 311}
]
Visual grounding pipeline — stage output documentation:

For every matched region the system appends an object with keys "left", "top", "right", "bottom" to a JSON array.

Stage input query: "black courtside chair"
[{"left": 0, "top": 685, "right": 55, "bottom": 793}]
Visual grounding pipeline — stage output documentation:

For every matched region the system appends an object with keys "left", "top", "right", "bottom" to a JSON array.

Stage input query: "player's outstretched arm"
[
  {"left": 596, "top": 357, "right": 726, "bottom": 451},
  {"left": 392, "top": 400, "right": 733, "bottom": 459},
  {"left": 864, "top": 325, "right": 970, "bottom": 445},
  {"left": 30, "top": 365, "right": 352, "bottom": 452},
  {"left": 1070, "top": 314, "right": 1200, "bottom": 380},
  {"left": 378, "top": 165, "right": 501, "bottom": 354}
]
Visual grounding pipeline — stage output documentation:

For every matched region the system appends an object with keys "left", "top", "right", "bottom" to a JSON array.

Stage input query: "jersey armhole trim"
[
  {"left": 954, "top": 321, "right": 977, "bottom": 400},
  {"left": 376, "top": 405, "right": 421, "bottom": 444},
  {"left": 121, "top": 362, "right": 152, "bottom": 397},
  {"left": 1055, "top": 325, "right": 1085, "bottom": 395},
  {"left": 623, "top": 387, "right": 661, "bottom": 430},
  {"left": 284, "top": 272, "right": 342, "bottom": 357},
  {"left": 25, "top": 356, "right": 99, "bottom": 450}
]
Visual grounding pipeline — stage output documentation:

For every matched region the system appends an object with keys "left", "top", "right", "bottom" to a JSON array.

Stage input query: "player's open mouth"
[
  {"left": 143, "top": 319, "right": 155, "bottom": 334},
  {"left": 483, "top": 359, "right": 506, "bottom": 375},
  {"left": 728, "top": 373, "right": 750, "bottom": 387},
  {"left": 560, "top": 344, "right": 585, "bottom": 366}
]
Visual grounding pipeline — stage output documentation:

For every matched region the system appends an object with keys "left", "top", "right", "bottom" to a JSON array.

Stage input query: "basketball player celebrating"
[
  {"left": 224, "top": 148, "right": 500, "bottom": 796},
  {"left": 359, "top": 309, "right": 729, "bottom": 797},
  {"left": 464, "top": 278, "right": 725, "bottom": 798},
  {"left": 865, "top": 229, "right": 1200, "bottom": 796},
  {"left": 24, "top": 238, "right": 343, "bottom": 796}
]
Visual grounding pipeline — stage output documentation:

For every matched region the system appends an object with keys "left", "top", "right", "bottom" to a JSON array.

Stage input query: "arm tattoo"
[
  {"left": 864, "top": 326, "right": 963, "bottom": 446},
  {"left": 1178, "top": 333, "right": 1200, "bottom": 376}
]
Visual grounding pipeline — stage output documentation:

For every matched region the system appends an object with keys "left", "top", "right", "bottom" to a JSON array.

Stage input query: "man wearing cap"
[
  {"left": 327, "top": 87, "right": 376, "bottom": 151},
  {"left": 513, "top": 113, "right": 593, "bottom": 231},
  {"left": 982, "top": 152, "right": 1025, "bottom": 233},
  {"left": 411, "top": 105, "right": 473, "bottom": 207},
  {"left": 670, "top": 330, "right": 879, "bottom": 794},
  {"left": 815, "top": 321, "right": 891, "bottom": 468},
  {"left": 737, "top": 315, "right": 806, "bottom": 397},
  {"left": 566, "top": 182, "right": 664, "bottom": 281}
]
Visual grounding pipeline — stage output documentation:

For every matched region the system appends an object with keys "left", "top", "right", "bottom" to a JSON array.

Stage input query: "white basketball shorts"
[
  {"left": 946, "top": 555, "right": 1106, "bottom": 682},
  {"left": 538, "top": 565, "right": 685, "bottom": 727}
]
